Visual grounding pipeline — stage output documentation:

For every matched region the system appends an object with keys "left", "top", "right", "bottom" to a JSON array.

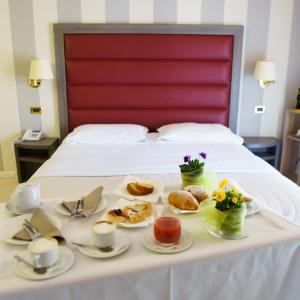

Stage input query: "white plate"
[
  {"left": 0, "top": 214, "right": 62, "bottom": 246},
  {"left": 14, "top": 246, "right": 74, "bottom": 280},
  {"left": 160, "top": 192, "right": 199, "bottom": 214},
  {"left": 5, "top": 202, "right": 43, "bottom": 216},
  {"left": 142, "top": 229, "right": 193, "bottom": 254},
  {"left": 114, "top": 175, "right": 164, "bottom": 203},
  {"left": 55, "top": 196, "right": 108, "bottom": 217},
  {"left": 76, "top": 231, "right": 130, "bottom": 258},
  {"left": 105, "top": 198, "right": 154, "bottom": 228},
  {"left": 246, "top": 201, "right": 260, "bottom": 216}
]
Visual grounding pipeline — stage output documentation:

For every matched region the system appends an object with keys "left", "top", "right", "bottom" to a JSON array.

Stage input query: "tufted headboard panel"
[{"left": 54, "top": 24, "right": 243, "bottom": 137}]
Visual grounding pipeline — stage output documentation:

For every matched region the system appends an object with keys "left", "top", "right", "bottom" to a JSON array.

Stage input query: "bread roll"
[
  {"left": 127, "top": 182, "right": 154, "bottom": 196},
  {"left": 183, "top": 185, "right": 208, "bottom": 203},
  {"left": 168, "top": 190, "right": 199, "bottom": 211}
]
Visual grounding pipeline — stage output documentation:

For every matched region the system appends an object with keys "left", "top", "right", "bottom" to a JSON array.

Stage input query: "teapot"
[{"left": 10, "top": 181, "right": 41, "bottom": 213}]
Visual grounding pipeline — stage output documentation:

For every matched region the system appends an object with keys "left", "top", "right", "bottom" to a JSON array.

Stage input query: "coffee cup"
[
  {"left": 28, "top": 237, "right": 58, "bottom": 268},
  {"left": 11, "top": 181, "right": 41, "bottom": 213},
  {"left": 91, "top": 221, "right": 116, "bottom": 248}
]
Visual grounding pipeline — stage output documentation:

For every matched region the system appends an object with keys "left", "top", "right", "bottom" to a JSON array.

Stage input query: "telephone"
[{"left": 21, "top": 129, "right": 43, "bottom": 141}]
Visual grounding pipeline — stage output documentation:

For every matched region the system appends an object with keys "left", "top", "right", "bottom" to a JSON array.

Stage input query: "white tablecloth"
[{"left": 1, "top": 176, "right": 300, "bottom": 300}]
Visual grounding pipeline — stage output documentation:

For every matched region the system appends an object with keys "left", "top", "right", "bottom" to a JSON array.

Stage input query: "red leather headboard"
[{"left": 64, "top": 33, "right": 233, "bottom": 132}]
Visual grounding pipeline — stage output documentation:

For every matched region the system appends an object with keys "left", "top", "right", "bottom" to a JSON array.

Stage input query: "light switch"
[{"left": 254, "top": 105, "right": 265, "bottom": 114}]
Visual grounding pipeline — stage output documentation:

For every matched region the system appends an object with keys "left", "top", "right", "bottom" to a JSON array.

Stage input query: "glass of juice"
[{"left": 154, "top": 214, "right": 181, "bottom": 246}]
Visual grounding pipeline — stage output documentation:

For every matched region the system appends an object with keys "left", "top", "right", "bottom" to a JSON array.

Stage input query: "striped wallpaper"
[{"left": 0, "top": 0, "right": 299, "bottom": 172}]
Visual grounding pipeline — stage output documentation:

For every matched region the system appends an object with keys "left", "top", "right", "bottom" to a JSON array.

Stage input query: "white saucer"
[
  {"left": 142, "top": 229, "right": 193, "bottom": 254},
  {"left": 55, "top": 196, "right": 108, "bottom": 217},
  {"left": 14, "top": 246, "right": 74, "bottom": 281},
  {"left": 206, "top": 225, "right": 249, "bottom": 240},
  {"left": 76, "top": 231, "right": 130, "bottom": 258},
  {"left": 0, "top": 214, "right": 62, "bottom": 246},
  {"left": 5, "top": 202, "right": 42, "bottom": 216},
  {"left": 246, "top": 201, "right": 260, "bottom": 216}
]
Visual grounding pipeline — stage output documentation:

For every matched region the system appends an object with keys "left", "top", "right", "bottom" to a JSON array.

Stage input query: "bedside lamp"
[
  {"left": 28, "top": 59, "right": 54, "bottom": 88},
  {"left": 253, "top": 60, "right": 276, "bottom": 88}
]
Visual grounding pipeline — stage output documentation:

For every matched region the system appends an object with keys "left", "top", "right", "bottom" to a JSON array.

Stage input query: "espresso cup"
[
  {"left": 28, "top": 237, "right": 58, "bottom": 268},
  {"left": 91, "top": 221, "right": 116, "bottom": 248},
  {"left": 11, "top": 182, "right": 41, "bottom": 213}
]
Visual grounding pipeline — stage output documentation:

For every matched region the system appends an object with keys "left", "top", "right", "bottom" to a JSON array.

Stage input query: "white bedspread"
[
  {"left": 34, "top": 133, "right": 276, "bottom": 177},
  {"left": 2, "top": 134, "right": 300, "bottom": 300}
]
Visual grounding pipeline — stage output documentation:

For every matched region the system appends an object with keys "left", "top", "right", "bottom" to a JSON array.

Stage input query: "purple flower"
[
  {"left": 183, "top": 155, "right": 191, "bottom": 163},
  {"left": 199, "top": 152, "right": 207, "bottom": 160}
]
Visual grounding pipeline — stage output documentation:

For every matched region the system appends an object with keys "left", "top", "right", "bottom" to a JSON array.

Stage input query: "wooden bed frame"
[{"left": 54, "top": 24, "right": 244, "bottom": 139}]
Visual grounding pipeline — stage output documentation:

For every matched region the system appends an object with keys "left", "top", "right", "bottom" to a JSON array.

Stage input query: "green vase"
[
  {"left": 181, "top": 169, "right": 204, "bottom": 188},
  {"left": 219, "top": 205, "right": 246, "bottom": 236}
]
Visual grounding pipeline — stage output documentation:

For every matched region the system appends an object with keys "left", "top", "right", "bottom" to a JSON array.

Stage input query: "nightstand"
[
  {"left": 243, "top": 137, "right": 281, "bottom": 170},
  {"left": 14, "top": 138, "right": 59, "bottom": 183}
]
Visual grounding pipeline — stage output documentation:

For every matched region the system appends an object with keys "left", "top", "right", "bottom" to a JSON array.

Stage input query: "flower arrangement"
[
  {"left": 179, "top": 152, "right": 207, "bottom": 187},
  {"left": 199, "top": 178, "right": 246, "bottom": 238},
  {"left": 212, "top": 179, "right": 243, "bottom": 211},
  {"left": 179, "top": 152, "right": 207, "bottom": 174}
]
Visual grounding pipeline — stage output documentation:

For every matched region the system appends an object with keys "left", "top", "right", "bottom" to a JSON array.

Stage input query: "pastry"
[
  {"left": 107, "top": 202, "right": 152, "bottom": 224},
  {"left": 242, "top": 197, "right": 253, "bottom": 208},
  {"left": 168, "top": 190, "right": 199, "bottom": 211},
  {"left": 107, "top": 209, "right": 127, "bottom": 223},
  {"left": 127, "top": 182, "right": 154, "bottom": 196},
  {"left": 183, "top": 185, "right": 208, "bottom": 203},
  {"left": 124, "top": 202, "right": 152, "bottom": 223}
]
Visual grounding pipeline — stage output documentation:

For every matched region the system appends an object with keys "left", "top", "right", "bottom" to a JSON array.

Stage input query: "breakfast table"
[{"left": 1, "top": 175, "right": 300, "bottom": 300}]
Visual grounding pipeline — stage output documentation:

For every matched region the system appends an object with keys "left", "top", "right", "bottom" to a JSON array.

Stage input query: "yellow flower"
[
  {"left": 232, "top": 197, "right": 237, "bottom": 204},
  {"left": 215, "top": 191, "right": 226, "bottom": 202},
  {"left": 232, "top": 185, "right": 237, "bottom": 194},
  {"left": 219, "top": 179, "right": 229, "bottom": 189}
]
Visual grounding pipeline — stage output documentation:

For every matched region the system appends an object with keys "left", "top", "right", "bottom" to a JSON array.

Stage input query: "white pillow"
[
  {"left": 157, "top": 123, "right": 243, "bottom": 144},
  {"left": 64, "top": 124, "right": 149, "bottom": 144}
]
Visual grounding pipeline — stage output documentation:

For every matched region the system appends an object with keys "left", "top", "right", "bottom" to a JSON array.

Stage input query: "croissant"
[{"left": 168, "top": 190, "right": 199, "bottom": 211}]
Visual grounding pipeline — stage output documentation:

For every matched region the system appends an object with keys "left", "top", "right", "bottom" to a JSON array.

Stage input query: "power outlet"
[{"left": 254, "top": 105, "right": 265, "bottom": 114}]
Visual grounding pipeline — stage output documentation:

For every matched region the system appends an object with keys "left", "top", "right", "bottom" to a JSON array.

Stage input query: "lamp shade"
[
  {"left": 253, "top": 60, "right": 276, "bottom": 81},
  {"left": 29, "top": 59, "right": 53, "bottom": 80}
]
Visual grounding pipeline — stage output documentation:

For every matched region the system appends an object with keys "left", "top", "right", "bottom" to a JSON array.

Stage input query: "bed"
[{"left": 1, "top": 24, "right": 300, "bottom": 300}]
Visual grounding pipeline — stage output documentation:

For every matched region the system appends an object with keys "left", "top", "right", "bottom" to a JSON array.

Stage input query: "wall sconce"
[
  {"left": 253, "top": 60, "right": 276, "bottom": 88},
  {"left": 28, "top": 59, "right": 53, "bottom": 88}
]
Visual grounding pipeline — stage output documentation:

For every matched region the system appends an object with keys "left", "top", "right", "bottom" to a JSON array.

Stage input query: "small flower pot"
[
  {"left": 181, "top": 169, "right": 204, "bottom": 188},
  {"left": 219, "top": 205, "right": 246, "bottom": 236}
]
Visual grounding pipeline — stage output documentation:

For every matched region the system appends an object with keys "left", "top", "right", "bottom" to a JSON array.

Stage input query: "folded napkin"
[
  {"left": 13, "top": 208, "right": 66, "bottom": 245},
  {"left": 61, "top": 186, "right": 104, "bottom": 218}
]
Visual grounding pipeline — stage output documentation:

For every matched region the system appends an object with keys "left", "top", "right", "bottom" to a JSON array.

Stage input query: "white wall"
[{"left": 0, "top": 0, "right": 21, "bottom": 172}]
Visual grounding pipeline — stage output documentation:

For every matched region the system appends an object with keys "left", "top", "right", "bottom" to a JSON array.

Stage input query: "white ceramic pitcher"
[{"left": 10, "top": 181, "right": 41, "bottom": 212}]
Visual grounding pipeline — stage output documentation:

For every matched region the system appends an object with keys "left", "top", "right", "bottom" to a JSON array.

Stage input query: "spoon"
[
  {"left": 72, "top": 242, "right": 126, "bottom": 253},
  {"left": 14, "top": 255, "right": 47, "bottom": 275}
]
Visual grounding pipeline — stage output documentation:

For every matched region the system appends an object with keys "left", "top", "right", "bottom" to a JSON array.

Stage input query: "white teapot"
[{"left": 10, "top": 181, "right": 41, "bottom": 213}]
